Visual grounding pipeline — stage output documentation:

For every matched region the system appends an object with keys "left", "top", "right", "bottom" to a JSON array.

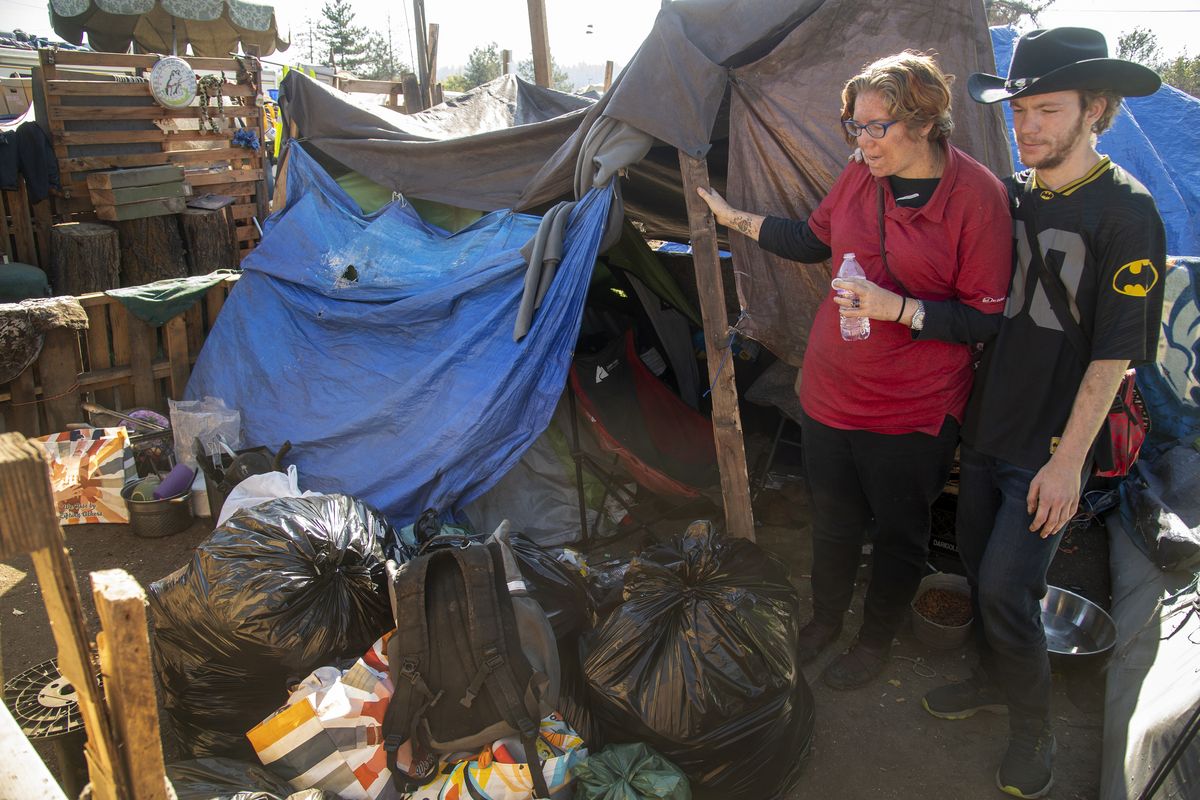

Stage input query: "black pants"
[{"left": 801, "top": 412, "right": 959, "bottom": 645}]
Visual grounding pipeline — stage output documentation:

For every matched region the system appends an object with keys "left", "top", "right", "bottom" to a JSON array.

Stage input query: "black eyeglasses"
[{"left": 842, "top": 119, "right": 901, "bottom": 139}]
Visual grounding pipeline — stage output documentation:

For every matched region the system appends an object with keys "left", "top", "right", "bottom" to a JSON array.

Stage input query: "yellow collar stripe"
[{"left": 1032, "top": 157, "right": 1113, "bottom": 196}]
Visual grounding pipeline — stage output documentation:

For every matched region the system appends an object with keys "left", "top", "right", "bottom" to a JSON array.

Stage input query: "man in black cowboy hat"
[{"left": 920, "top": 27, "right": 1167, "bottom": 799}]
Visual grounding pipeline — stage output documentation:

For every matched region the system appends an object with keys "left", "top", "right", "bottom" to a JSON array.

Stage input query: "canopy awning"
[{"left": 50, "top": 0, "right": 289, "bottom": 57}]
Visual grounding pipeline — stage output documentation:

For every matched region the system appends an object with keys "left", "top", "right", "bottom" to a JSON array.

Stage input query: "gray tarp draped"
[
  {"left": 281, "top": 73, "right": 593, "bottom": 212},
  {"left": 282, "top": 0, "right": 1009, "bottom": 365}
]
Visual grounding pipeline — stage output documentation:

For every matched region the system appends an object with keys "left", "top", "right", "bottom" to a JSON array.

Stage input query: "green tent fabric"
[
  {"left": 106, "top": 271, "right": 236, "bottom": 326},
  {"left": 574, "top": 743, "right": 692, "bottom": 800},
  {"left": 334, "top": 170, "right": 483, "bottom": 233},
  {"left": 605, "top": 221, "right": 700, "bottom": 325}
]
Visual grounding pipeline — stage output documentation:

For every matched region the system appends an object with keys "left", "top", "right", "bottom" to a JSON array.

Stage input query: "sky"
[{"left": 1, "top": 0, "right": 1197, "bottom": 74}]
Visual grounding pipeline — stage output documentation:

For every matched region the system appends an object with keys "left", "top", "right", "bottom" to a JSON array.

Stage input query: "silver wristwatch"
[{"left": 910, "top": 300, "right": 926, "bottom": 331}]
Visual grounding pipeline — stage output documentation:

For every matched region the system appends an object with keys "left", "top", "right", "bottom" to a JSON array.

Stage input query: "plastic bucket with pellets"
[
  {"left": 4, "top": 658, "right": 99, "bottom": 797},
  {"left": 911, "top": 572, "right": 973, "bottom": 649}
]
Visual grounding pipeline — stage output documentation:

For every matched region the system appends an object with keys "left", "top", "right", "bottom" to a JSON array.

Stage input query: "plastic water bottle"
[{"left": 835, "top": 252, "right": 870, "bottom": 341}]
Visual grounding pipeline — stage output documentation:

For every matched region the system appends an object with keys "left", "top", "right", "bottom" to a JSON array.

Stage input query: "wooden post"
[
  {"left": 126, "top": 316, "right": 157, "bottom": 408},
  {"left": 246, "top": 45, "right": 270, "bottom": 228},
  {"left": 39, "top": 327, "right": 83, "bottom": 433},
  {"left": 677, "top": 153, "right": 755, "bottom": 541},
  {"left": 402, "top": 73, "right": 422, "bottom": 115},
  {"left": 603, "top": 60, "right": 614, "bottom": 92},
  {"left": 164, "top": 315, "right": 190, "bottom": 399},
  {"left": 91, "top": 570, "right": 170, "bottom": 800},
  {"left": 50, "top": 222, "right": 119, "bottom": 295},
  {"left": 0, "top": 433, "right": 130, "bottom": 799},
  {"left": 412, "top": 0, "right": 430, "bottom": 105},
  {"left": 426, "top": 22, "right": 439, "bottom": 107},
  {"left": 431, "top": 84, "right": 444, "bottom": 105},
  {"left": 501, "top": 49, "right": 512, "bottom": 76},
  {"left": 526, "top": 0, "right": 552, "bottom": 87}
]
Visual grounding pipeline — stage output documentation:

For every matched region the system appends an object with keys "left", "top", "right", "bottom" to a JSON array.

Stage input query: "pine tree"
[
  {"left": 317, "top": 0, "right": 368, "bottom": 73},
  {"left": 461, "top": 43, "right": 503, "bottom": 88}
]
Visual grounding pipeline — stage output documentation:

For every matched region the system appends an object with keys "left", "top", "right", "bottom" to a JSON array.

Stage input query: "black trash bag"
[
  {"left": 509, "top": 532, "right": 595, "bottom": 638},
  {"left": 584, "top": 520, "right": 814, "bottom": 799},
  {"left": 558, "top": 633, "right": 603, "bottom": 749},
  {"left": 150, "top": 494, "right": 407, "bottom": 758},
  {"left": 166, "top": 757, "right": 336, "bottom": 800}
]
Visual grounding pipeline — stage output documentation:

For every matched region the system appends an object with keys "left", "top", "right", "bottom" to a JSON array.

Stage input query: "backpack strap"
[
  {"left": 447, "top": 544, "right": 553, "bottom": 799},
  {"left": 382, "top": 555, "right": 442, "bottom": 788}
]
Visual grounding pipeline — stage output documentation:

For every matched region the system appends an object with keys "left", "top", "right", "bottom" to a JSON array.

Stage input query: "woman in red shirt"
[{"left": 698, "top": 52, "right": 1011, "bottom": 689}]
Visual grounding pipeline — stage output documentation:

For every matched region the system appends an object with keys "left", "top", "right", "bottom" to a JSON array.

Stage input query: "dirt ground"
[{"left": 0, "top": 479, "right": 1110, "bottom": 800}]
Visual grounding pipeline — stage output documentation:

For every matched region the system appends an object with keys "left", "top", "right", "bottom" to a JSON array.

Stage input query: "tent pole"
[
  {"left": 677, "top": 152, "right": 755, "bottom": 541},
  {"left": 526, "top": 0, "right": 552, "bottom": 87},
  {"left": 412, "top": 0, "right": 430, "bottom": 107}
]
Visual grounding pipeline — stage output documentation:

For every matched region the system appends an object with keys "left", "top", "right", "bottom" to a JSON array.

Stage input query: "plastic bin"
[
  {"left": 121, "top": 481, "right": 193, "bottom": 538},
  {"left": 910, "top": 572, "right": 972, "bottom": 649}
]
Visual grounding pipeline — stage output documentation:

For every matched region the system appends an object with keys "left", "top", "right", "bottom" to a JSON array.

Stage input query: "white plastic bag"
[
  {"left": 169, "top": 396, "right": 241, "bottom": 470},
  {"left": 217, "top": 464, "right": 323, "bottom": 526}
]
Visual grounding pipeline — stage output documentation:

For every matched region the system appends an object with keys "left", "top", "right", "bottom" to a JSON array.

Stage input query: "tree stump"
[
  {"left": 49, "top": 222, "right": 119, "bottom": 295},
  {"left": 180, "top": 208, "right": 238, "bottom": 275},
  {"left": 116, "top": 216, "right": 187, "bottom": 287}
]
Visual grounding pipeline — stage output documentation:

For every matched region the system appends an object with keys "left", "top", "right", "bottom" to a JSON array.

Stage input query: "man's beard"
[{"left": 1020, "top": 114, "right": 1091, "bottom": 171}]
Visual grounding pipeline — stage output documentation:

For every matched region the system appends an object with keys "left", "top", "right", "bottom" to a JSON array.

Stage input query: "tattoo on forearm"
[{"left": 732, "top": 215, "right": 753, "bottom": 236}]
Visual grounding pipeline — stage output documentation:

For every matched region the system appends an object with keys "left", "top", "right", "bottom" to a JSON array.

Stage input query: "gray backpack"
[{"left": 382, "top": 523, "right": 560, "bottom": 796}]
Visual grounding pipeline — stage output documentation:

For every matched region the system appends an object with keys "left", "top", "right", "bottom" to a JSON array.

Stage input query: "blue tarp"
[
  {"left": 186, "top": 144, "right": 613, "bottom": 526},
  {"left": 991, "top": 27, "right": 1200, "bottom": 257}
]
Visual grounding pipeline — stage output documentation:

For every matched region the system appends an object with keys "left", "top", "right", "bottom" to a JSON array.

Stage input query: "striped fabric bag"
[
  {"left": 248, "top": 632, "right": 399, "bottom": 800},
  {"left": 250, "top": 631, "right": 586, "bottom": 800}
]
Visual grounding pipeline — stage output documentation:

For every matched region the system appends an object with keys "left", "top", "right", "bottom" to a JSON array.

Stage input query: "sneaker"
[
  {"left": 922, "top": 673, "right": 1009, "bottom": 720},
  {"left": 996, "top": 721, "right": 1056, "bottom": 798},
  {"left": 797, "top": 618, "right": 842, "bottom": 665},
  {"left": 820, "top": 637, "right": 891, "bottom": 690}
]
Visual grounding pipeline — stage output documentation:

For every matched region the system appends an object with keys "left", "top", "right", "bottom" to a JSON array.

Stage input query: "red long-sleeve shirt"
[{"left": 793, "top": 144, "right": 1011, "bottom": 435}]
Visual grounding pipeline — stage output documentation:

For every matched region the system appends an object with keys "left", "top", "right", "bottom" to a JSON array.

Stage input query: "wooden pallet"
[
  {"left": 36, "top": 49, "right": 269, "bottom": 262},
  {"left": 0, "top": 274, "right": 239, "bottom": 437}
]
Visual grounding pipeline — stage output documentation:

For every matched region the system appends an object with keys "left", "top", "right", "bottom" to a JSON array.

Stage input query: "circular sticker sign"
[{"left": 149, "top": 56, "right": 198, "bottom": 110}]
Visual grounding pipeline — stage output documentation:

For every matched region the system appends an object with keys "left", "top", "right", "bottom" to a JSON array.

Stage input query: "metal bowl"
[{"left": 1041, "top": 585, "right": 1117, "bottom": 668}]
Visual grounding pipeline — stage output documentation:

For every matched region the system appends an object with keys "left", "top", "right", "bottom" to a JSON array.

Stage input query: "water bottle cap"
[{"left": 843, "top": 252, "right": 856, "bottom": 260}]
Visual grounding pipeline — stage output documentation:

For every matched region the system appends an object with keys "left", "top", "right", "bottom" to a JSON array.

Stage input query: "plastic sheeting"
[
  {"left": 1101, "top": 512, "right": 1200, "bottom": 800},
  {"left": 186, "top": 145, "right": 613, "bottom": 526},
  {"left": 149, "top": 494, "right": 400, "bottom": 758},
  {"left": 584, "top": 520, "right": 814, "bottom": 799},
  {"left": 991, "top": 27, "right": 1200, "bottom": 257}
]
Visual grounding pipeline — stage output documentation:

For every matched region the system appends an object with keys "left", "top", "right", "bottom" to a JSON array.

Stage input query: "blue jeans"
[{"left": 955, "top": 443, "right": 1069, "bottom": 722}]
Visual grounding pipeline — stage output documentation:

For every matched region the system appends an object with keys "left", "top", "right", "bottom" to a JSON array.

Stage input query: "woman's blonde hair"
[{"left": 841, "top": 51, "right": 955, "bottom": 143}]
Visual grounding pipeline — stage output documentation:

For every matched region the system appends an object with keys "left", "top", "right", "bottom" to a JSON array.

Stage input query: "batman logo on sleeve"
[{"left": 1112, "top": 259, "right": 1159, "bottom": 297}]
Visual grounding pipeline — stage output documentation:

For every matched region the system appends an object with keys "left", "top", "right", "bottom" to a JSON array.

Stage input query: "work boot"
[
  {"left": 820, "top": 637, "right": 891, "bottom": 690},
  {"left": 796, "top": 618, "right": 842, "bottom": 665},
  {"left": 996, "top": 719, "right": 1056, "bottom": 799},
  {"left": 922, "top": 671, "right": 1009, "bottom": 720}
]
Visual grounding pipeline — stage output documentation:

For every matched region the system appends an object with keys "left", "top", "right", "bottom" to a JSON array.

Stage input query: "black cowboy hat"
[{"left": 969, "top": 27, "right": 1161, "bottom": 104}]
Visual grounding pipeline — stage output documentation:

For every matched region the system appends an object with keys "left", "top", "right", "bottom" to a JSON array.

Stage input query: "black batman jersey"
[{"left": 963, "top": 157, "right": 1166, "bottom": 470}]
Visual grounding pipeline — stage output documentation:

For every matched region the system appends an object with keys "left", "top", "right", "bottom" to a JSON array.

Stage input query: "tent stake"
[{"left": 677, "top": 152, "right": 755, "bottom": 541}]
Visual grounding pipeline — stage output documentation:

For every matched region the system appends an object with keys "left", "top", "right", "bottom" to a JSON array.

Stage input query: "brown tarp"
[{"left": 725, "top": 0, "right": 1011, "bottom": 364}]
